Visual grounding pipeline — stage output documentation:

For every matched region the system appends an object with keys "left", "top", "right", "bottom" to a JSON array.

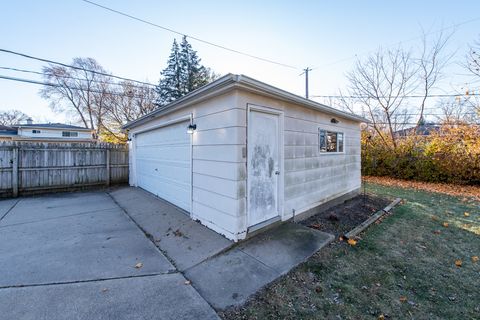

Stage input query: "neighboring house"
[
  {"left": 0, "top": 125, "right": 18, "bottom": 140},
  {"left": 0, "top": 119, "right": 94, "bottom": 142},
  {"left": 124, "top": 74, "right": 366, "bottom": 241},
  {"left": 395, "top": 123, "right": 440, "bottom": 137}
]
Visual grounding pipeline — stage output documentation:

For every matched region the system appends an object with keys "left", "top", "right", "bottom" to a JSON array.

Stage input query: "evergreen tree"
[
  {"left": 155, "top": 39, "right": 182, "bottom": 106},
  {"left": 180, "top": 36, "right": 209, "bottom": 93},
  {"left": 156, "top": 36, "right": 215, "bottom": 107}
]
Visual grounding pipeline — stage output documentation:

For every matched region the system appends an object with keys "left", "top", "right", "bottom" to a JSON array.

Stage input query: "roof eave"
[{"left": 123, "top": 73, "right": 368, "bottom": 130}]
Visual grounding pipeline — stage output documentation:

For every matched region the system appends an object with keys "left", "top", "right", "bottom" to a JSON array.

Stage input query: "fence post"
[
  {"left": 106, "top": 148, "right": 111, "bottom": 187},
  {"left": 12, "top": 147, "right": 18, "bottom": 197}
]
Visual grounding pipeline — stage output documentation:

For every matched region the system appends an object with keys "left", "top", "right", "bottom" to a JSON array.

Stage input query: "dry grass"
[{"left": 220, "top": 183, "right": 480, "bottom": 320}]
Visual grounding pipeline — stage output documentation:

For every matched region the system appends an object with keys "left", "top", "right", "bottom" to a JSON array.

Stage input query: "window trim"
[
  {"left": 318, "top": 128, "right": 345, "bottom": 153},
  {"left": 62, "top": 131, "right": 79, "bottom": 137}
]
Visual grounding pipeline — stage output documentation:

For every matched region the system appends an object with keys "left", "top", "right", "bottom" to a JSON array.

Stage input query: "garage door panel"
[
  {"left": 135, "top": 120, "right": 191, "bottom": 212},
  {"left": 137, "top": 145, "right": 190, "bottom": 161}
]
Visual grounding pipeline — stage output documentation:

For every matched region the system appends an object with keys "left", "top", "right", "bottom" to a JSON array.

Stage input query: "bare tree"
[
  {"left": 101, "top": 81, "right": 157, "bottom": 142},
  {"left": 345, "top": 32, "right": 452, "bottom": 148},
  {"left": 415, "top": 30, "right": 454, "bottom": 128},
  {"left": 464, "top": 39, "right": 480, "bottom": 117},
  {"left": 347, "top": 47, "right": 417, "bottom": 148},
  {"left": 0, "top": 109, "right": 30, "bottom": 126},
  {"left": 40, "top": 58, "right": 112, "bottom": 136}
]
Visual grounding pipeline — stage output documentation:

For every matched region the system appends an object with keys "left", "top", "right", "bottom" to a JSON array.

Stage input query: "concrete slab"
[
  {"left": 0, "top": 273, "right": 219, "bottom": 320},
  {"left": 185, "top": 248, "right": 278, "bottom": 309},
  {"left": 110, "top": 187, "right": 233, "bottom": 271},
  {"left": 0, "top": 205, "right": 174, "bottom": 287},
  {"left": 0, "top": 192, "right": 117, "bottom": 226},
  {"left": 237, "top": 222, "right": 335, "bottom": 274},
  {"left": 185, "top": 222, "right": 334, "bottom": 310}
]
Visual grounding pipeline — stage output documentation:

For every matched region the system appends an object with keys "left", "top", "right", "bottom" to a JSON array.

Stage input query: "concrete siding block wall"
[
  {"left": 236, "top": 91, "right": 361, "bottom": 221},
  {"left": 129, "top": 93, "right": 247, "bottom": 241}
]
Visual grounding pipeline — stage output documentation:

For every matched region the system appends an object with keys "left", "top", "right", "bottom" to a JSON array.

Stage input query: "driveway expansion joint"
[
  {"left": 0, "top": 272, "right": 178, "bottom": 290},
  {"left": 0, "top": 199, "right": 20, "bottom": 222},
  {"left": 106, "top": 191, "right": 180, "bottom": 271}
]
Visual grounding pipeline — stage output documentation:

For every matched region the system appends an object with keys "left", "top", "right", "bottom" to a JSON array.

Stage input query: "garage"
[
  {"left": 125, "top": 74, "right": 365, "bottom": 241},
  {"left": 134, "top": 119, "right": 191, "bottom": 213}
]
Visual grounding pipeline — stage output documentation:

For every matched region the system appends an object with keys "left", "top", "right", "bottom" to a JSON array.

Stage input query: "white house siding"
[
  {"left": 128, "top": 92, "right": 247, "bottom": 241},
  {"left": 18, "top": 128, "right": 92, "bottom": 140},
  {"left": 236, "top": 91, "right": 361, "bottom": 221}
]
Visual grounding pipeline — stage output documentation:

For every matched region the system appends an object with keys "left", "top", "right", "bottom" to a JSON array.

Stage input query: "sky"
[{"left": 1, "top": 0, "right": 480, "bottom": 124}]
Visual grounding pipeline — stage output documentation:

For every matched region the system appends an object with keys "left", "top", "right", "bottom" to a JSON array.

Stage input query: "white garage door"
[{"left": 135, "top": 120, "right": 191, "bottom": 212}]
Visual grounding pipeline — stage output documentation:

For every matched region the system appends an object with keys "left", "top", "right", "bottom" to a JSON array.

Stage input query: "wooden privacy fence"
[{"left": 0, "top": 141, "right": 129, "bottom": 197}]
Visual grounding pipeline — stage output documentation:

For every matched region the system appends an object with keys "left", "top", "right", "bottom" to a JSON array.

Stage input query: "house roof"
[
  {"left": 0, "top": 124, "right": 17, "bottom": 131},
  {"left": 395, "top": 124, "right": 441, "bottom": 137},
  {"left": 15, "top": 123, "right": 92, "bottom": 131},
  {"left": 0, "top": 125, "right": 18, "bottom": 135},
  {"left": 124, "top": 74, "right": 368, "bottom": 129}
]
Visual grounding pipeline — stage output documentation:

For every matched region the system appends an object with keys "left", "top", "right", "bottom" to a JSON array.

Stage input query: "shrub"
[{"left": 362, "top": 124, "right": 480, "bottom": 185}]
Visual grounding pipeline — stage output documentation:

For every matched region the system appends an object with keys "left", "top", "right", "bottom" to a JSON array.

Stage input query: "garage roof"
[{"left": 124, "top": 74, "right": 368, "bottom": 129}]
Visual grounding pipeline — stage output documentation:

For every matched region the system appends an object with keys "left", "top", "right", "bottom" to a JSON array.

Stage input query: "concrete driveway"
[{"left": 0, "top": 191, "right": 218, "bottom": 320}]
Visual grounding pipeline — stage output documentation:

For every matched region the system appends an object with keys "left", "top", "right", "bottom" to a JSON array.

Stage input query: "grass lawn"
[{"left": 221, "top": 182, "right": 480, "bottom": 320}]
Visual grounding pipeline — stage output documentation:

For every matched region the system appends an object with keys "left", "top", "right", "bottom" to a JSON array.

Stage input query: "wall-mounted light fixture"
[
  {"left": 330, "top": 118, "right": 339, "bottom": 124},
  {"left": 187, "top": 123, "right": 197, "bottom": 134}
]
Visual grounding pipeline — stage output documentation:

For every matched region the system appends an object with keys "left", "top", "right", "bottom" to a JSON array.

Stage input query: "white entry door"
[
  {"left": 248, "top": 109, "right": 280, "bottom": 226},
  {"left": 135, "top": 120, "right": 191, "bottom": 212}
]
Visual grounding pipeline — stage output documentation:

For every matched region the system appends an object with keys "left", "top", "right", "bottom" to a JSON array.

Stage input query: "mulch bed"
[{"left": 299, "top": 194, "right": 391, "bottom": 237}]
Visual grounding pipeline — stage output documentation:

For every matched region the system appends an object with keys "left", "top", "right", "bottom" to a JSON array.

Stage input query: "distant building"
[
  {"left": 0, "top": 125, "right": 18, "bottom": 140},
  {"left": 0, "top": 118, "right": 94, "bottom": 142},
  {"left": 395, "top": 123, "right": 441, "bottom": 137}
]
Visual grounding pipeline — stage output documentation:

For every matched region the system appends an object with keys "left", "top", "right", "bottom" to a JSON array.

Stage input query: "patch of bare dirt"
[{"left": 299, "top": 194, "right": 391, "bottom": 237}]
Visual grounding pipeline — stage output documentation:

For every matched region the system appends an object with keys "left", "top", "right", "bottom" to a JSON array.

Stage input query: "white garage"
[
  {"left": 125, "top": 74, "right": 365, "bottom": 241},
  {"left": 132, "top": 117, "right": 191, "bottom": 212}
]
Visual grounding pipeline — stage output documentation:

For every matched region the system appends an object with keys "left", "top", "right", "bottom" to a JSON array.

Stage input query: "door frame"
[
  {"left": 131, "top": 113, "right": 193, "bottom": 215},
  {"left": 246, "top": 104, "right": 284, "bottom": 229}
]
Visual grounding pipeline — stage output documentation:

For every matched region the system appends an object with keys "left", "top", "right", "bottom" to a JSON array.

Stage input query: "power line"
[
  {"left": 366, "top": 122, "right": 480, "bottom": 126},
  {"left": 0, "top": 66, "right": 152, "bottom": 90},
  {"left": 310, "top": 93, "right": 480, "bottom": 99},
  {"left": 0, "top": 74, "right": 148, "bottom": 99},
  {"left": 0, "top": 48, "right": 156, "bottom": 87},
  {"left": 81, "top": 0, "right": 300, "bottom": 70}
]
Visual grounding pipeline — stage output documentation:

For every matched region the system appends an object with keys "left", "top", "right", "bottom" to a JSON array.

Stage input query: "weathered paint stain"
[{"left": 250, "top": 144, "right": 275, "bottom": 212}]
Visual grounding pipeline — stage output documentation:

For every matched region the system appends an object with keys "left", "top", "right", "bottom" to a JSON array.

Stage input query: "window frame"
[
  {"left": 318, "top": 128, "right": 345, "bottom": 153},
  {"left": 31, "top": 129, "right": 41, "bottom": 134},
  {"left": 62, "top": 131, "right": 79, "bottom": 137}
]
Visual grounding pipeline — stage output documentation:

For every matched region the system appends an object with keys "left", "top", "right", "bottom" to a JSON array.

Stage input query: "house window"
[
  {"left": 319, "top": 129, "right": 344, "bottom": 153},
  {"left": 32, "top": 130, "right": 41, "bottom": 134},
  {"left": 62, "top": 131, "right": 78, "bottom": 137}
]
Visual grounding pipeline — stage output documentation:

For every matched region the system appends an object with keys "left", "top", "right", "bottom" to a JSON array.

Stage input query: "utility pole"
[{"left": 303, "top": 67, "right": 312, "bottom": 99}]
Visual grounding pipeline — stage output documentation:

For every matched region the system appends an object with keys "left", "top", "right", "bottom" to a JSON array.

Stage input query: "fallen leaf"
[
  {"left": 339, "top": 236, "right": 344, "bottom": 241},
  {"left": 464, "top": 212, "right": 470, "bottom": 217},
  {"left": 399, "top": 296, "right": 407, "bottom": 303},
  {"left": 472, "top": 256, "right": 479, "bottom": 263},
  {"left": 309, "top": 223, "right": 322, "bottom": 230},
  {"left": 378, "top": 314, "right": 385, "bottom": 320},
  {"left": 454, "top": 260, "right": 462, "bottom": 267},
  {"left": 184, "top": 280, "right": 191, "bottom": 285},
  {"left": 347, "top": 239, "right": 357, "bottom": 246},
  {"left": 433, "top": 230, "right": 441, "bottom": 234},
  {"left": 135, "top": 262, "right": 143, "bottom": 269},
  {"left": 443, "top": 222, "right": 449, "bottom": 227}
]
